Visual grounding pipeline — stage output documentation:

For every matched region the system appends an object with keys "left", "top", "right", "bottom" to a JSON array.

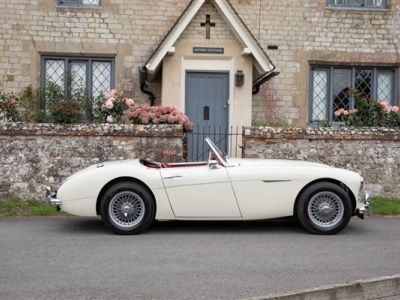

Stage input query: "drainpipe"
[
  {"left": 139, "top": 67, "right": 156, "bottom": 106},
  {"left": 252, "top": 71, "right": 280, "bottom": 95}
]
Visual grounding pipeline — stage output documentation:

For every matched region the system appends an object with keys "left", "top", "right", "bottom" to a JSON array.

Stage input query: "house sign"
[{"left": 193, "top": 47, "right": 224, "bottom": 54}]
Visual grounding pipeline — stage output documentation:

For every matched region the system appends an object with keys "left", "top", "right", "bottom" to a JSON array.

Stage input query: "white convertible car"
[{"left": 46, "top": 137, "right": 370, "bottom": 235}]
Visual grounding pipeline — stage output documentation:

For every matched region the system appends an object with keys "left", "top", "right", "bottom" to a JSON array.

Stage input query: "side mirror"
[{"left": 209, "top": 160, "right": 219, "bottom": 169}]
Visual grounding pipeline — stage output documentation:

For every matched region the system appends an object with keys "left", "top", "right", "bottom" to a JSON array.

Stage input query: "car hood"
[{"left": 227, "top": 158, "right": 331, "bottom": 168}]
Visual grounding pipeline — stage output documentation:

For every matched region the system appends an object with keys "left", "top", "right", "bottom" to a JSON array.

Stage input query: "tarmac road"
[{"left": 0, "top": 215, "right": 399, "bottom": 300}]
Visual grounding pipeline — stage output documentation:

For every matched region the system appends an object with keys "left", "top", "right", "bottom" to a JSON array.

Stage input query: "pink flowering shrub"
[
  {"left": 128, "top": 104, "right": 194, "bottom": 132},
  {"left": 335, "top": 88, "right": 400, "bottom": 127},
  {"left": 90, "top": 89, "right": 135, "bottom": 123},
  {"left": 0, "top": 90, "right": 21, "bottom": 122}
]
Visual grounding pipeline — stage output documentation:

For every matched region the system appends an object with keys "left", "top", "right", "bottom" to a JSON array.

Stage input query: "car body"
[{"left": 46, "top": 137, "right": 371, "bottom": 235}]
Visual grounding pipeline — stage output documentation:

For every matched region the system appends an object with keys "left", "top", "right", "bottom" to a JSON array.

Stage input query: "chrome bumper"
[
  {"left": 356, "top": 192, "right": 371, "bottom": 219},
  {"left": 45, "top": 186, "right": 61, "bottom": 207}
]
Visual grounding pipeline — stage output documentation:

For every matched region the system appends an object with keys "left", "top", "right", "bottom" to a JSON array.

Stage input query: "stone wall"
[
  {"left": 1, "top": 123, "right": 399, "bottom": 201},
  {"left": 233, "top": 0, "right": 400, "bottom": 126},
  {"left": 0, "top": 123, "right": 183, "bottom": 200},
  {"left": 242, "top": 126, "right": 400, "bottom": 198},
  {"left": 1, "top": 1, "right": 400, "bottom": 126}
]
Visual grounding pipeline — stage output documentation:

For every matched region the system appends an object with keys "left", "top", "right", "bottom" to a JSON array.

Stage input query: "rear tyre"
[
  {"left": 100, "top": 182, "right": 155, "bottom": 235},
  {"left": 297, "top": 182, "right": 352, "bottom": 235}
]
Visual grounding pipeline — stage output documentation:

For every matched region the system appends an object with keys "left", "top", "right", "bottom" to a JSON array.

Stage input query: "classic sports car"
[{"left": 46, "top": 137, "right": 370, "bottom": 235}]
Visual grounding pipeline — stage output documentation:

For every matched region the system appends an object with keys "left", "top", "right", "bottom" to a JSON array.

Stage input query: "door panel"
[
  {"left": 186, "top": 72, "right": 229, "bottom": 161},
  {"left": 161, "top": 166, "right": 241, "bottom": 218},
  {"left": 227, "top": 166, "right": 302, "bottom": 220}
]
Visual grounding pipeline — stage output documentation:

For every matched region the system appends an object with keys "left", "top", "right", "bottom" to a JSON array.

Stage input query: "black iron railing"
[{"left": 185, "top": 126, "right": 243, "bottom": 162}]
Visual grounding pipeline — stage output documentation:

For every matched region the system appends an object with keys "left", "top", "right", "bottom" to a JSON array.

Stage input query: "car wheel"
[
  {"left": 297, "top": 182, "right": 352, "bottom": 235},
  {"left": 100, "top": 182, "right": 155, "bottom": 235}
]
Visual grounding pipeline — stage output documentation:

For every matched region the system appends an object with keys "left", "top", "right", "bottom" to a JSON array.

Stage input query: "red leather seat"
[{"left": 161, "top": 162, "right": 170, "bottom": 168}]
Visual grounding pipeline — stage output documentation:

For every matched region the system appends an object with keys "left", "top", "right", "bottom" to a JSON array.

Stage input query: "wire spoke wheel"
[
  {"left": 297, "top": 182, "right": 352, "bottom": 235},
  {"left": 109, "top": 191, "right": 145, "bottom": 228},
  {"left": 308, "top": 191, "right": 344, "bottom": 228},
  {"left": 100, "top": 182, "right": 155, "bottom": 235}
]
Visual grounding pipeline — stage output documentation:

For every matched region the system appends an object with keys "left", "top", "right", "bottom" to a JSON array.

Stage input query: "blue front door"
[{"left": 185, "top": 71, "right": 229, "bottom": 161}]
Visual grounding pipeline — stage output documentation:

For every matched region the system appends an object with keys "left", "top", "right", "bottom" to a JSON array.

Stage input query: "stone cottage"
[
  {"left": 0, "top": 0, "right": 398, "bottom": 128},
  {"left": 1, "top": 0, "right": 400, "bottom": 199}
]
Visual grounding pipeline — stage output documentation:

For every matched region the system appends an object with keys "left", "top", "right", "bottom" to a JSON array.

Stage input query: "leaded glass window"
[
  {"left": 57, "top": 0, "right": 101, "bottom": 7},
  {"left": 312, "top": 69, "right": 328, "bottom": 122},
  {"left": 41, "top": 56, "right": 114, "bottom": 108},
  {"left": 332, "top": 69, "right": 351, "bottom": 122},
  {"left": 310, "top": 66, "right": 398, "bottom": 125},
  {"left": 326, "top": 0, "right": 386, "bottom": 8},
  {"left": 377, "top": 71, "right": 393, "bottom": 104},
  {"left": 92, "top": 62, "right": 112, "bottom": 98},
  {"left": 45, "top": 60, "right": 64, "bottom": 86}
]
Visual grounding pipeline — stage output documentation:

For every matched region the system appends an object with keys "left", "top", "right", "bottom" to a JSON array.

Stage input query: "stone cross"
[{"left": 201, "top": 15, "right": 215, "bottom": 39}]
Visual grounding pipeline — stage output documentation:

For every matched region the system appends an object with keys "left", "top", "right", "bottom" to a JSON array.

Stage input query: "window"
[
  {"left": 57, "top": 0, "right": 101, "bottom": 7},
  {"left": 41, "top": 56, "right": 114, "bottom": 108},
  {"left": 309, "top": 66, "right": 398, "bottom": 125},
  {"left": 326, "top": 0, "right": 386, "bottom": 8}
]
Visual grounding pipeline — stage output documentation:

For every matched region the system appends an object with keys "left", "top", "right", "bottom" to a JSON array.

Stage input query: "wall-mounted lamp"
[{"left": 235, "top": 70, "right": 244, "bottom": 86}]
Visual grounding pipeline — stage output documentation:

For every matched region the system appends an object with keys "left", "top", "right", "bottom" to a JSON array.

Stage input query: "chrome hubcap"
[
  {"left": 308, "top": 191, "right": 344, "bottom": 227},
  {"left": 109, "top": 191, "right": 145, "bottom": 228}
]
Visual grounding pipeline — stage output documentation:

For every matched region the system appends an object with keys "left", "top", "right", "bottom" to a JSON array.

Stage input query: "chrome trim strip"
[{"left": 262, "top": 180, "right": 292, "bottom": 183}]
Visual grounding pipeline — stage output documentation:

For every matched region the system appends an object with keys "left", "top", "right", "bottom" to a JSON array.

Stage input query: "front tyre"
[
  {"left": 297, "top": 182, "right": 352, "bottom": 235},
  {"left": 100, "top": 182, "right": 155, "bottom": 235}
]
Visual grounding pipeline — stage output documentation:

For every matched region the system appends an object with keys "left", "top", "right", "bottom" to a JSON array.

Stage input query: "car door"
[
  {"left": 226, "top": 165, "right": 302, "bottom": 220},
  {"left": 160, "top": 164, "right": 242, "bottom": 219}
]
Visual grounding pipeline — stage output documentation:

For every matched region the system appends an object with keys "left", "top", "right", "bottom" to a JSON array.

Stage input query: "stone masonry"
[
  {"left": 243, "top": 126, "right": 400, "bottom": 198},
  {"left": 1, "top": 123, "right": 399, "bottom": 201},
  {"left": 0, "top": 123, "right": 183, "bottom": 200},
  {"left": 1, "top": 1, "right": 400, "bottom": 126}
]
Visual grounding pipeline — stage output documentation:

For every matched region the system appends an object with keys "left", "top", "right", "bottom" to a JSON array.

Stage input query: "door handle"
[{"left": 163, "top": 174, "right": 182, "bottom": 179}]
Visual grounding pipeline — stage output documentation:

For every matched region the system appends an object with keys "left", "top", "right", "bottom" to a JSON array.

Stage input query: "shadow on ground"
[{"left": 50, "top": 215, "right": 364, "bottom": 236}]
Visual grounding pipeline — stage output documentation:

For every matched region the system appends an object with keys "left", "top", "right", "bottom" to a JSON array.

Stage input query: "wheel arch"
[
  {"left": 293, "top": 178, "right": 356, "bottom": 217},
  {"left": 95, "top": 177, "right": 156, "bottom": 215}
]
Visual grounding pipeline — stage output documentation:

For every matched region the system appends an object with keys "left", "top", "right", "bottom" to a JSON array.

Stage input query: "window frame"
[
  {"left": 309, "top": 65, "right": 398, "bottom": 126},
  {"left": 40, "top": 56, "right": 115, "bottom": 109},
  {"left": 326, "top": 0, "right": 388, "bottom": 10},
  {"left": 56, "top": 0, "right": 102, "bottom": 8}
]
